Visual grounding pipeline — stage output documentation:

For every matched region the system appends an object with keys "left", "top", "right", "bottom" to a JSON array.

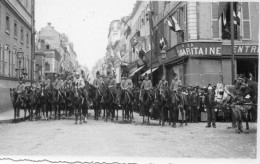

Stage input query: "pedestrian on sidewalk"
[{"left": 205, "top": 85, "right": 216, "bottom": 128}]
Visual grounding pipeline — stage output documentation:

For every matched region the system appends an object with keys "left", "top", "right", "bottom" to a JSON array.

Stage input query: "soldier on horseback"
[
  {"left": 74, "top": 72, "right": 85, "bottom": 89},
  {"left": 17, "top": 77, "right": 26, "bottom": 94},
  {"left": 93, "top": 71, "right": 104, "bottom": 89},
  {"left": 140, "top": 73, "right": 153, "bottom": 100},
  {"left": 158, "top": 75, "right": 168, "bottom": 95},
  {"left": 43, "top": 73, "right": 51, "bottom": 90},
  {"left": 121, "top": 74, "right": 133, "bottom": 94}
]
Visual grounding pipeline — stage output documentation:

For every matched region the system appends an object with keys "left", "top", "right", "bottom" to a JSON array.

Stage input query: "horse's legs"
[
  {"left": 180, "top": 108, "right": 184, "bottom": 127},
  {"left": 54, "top": 105, "right": 57, "bottom": 120},
  {"left": 13, "top": 107, "right": 17, "bottom": 123},
  {"left": 116, "top": 108, "right": 118, "bottom": 121},
  {"left": 79, "top": 107, "right": 82, "bottom": 124},
  {"left": 122, "top": 106, "right": 125, "bottom": 123},
  {"left": 24, "top": 108, "right": 27, "bottom": 121}
]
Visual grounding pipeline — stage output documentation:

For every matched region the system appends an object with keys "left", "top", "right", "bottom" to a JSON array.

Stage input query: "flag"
[
  {"left": 167, "top": 15, "right": 181, "bottom": 32},
  {"left": 138, "top": 49, "right": 145, "bottom": 60},
  {"left": 124, "top": 25, "right": 131, "bottom": 39},
  {"left": 218, "top": 2, "right": 240, "bottom": 26},
  {"left": 159, "top": 37, "right": 168, "bottom": 50},
  {"left": 218, "top": 2, "right": 228, "bottom": 19},
  {"left": 233, "top": 3, "right": 241, "bottom": 26}
]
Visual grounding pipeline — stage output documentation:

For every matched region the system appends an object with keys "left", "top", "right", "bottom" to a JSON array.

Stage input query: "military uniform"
[
  {"left": 190, "top": 88, "right": 200, "bottom": 123},
  {"left": 205, "top": 87, "right": 216, "bottom": 127},
  {"left": 74, "top": 77, "right": 85, "bottom": 89},
  {"left": 121, "top": 78, "right": 133, "bottom": 91},
  {"left": 17, "top": 83, "right": 26, "bottom": 93},
  {"left": 35, "top": 80, "right": 43, "bottom": 89},
  {"left": 64, "top": 79, "right": 73, "bottom": 89},
  {"left": 140, "top": 79, "right": 152, "bottom": 90},
  {"left": 55, "top": 79, "right": 64, "bottom": 90},
  {"left": 170, "top": 79, "right": 182, "bottom": 92},
  {"left": 158, "top": 80, "right": 168, "bottom": 94},
  {"left": 43, "top": 79, "right": 51, "bottom": 89},
  {"left": 93, "top": 77, "right": 104, "bottom": 89}
]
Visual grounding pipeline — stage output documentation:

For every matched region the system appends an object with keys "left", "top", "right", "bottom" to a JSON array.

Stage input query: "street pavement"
[{"left": 0, "top": 110, "right": 257, "bottom": 159}]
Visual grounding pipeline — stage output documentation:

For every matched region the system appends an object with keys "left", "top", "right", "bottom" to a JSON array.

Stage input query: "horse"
[
  {"left": 71, "top": 84, "right": 86, "bottom": 124},
  {"left": 85, "top": 83, "right": 102, "bottom": 120},
  {"left": 215, "top": 82, "right": 257, "bottom": 133},
  {"left": 52, "top": 88, "right": 64, "bottom": 120},
  {"left": 25, "top": 87, "right": 38, "bottom": 121},
  {"left": 116, "top": 89, "right": 133, "bottom": 123},
  {"left": 153, "top": 88, "right": 166, "bottom": 126},
  {"left": 104, "top": 86, "right": 118, "bottom": 122},
  {"left": 169, "top": 90, "right": 182, "bottom": 128},
  {"left": 10, "top": 88, "right": 23, "bottom": 123},
  {"left": 132, "top": 87, "right": 141, "bottom": 114},
  {"left": 139, "top": 89, "right": 153, "bottom": 124},
  {"left": 35, "top": 85, "right": 49, "bottom": 120}
]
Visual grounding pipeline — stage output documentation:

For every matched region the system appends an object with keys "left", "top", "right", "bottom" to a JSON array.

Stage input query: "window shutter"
[
  {"left": 211, "top": 2, "right": 220, "bottom": 39},
  {"left": 183, "top": 4, "right": 188, "bottom": 41},
  {"left": 242, "top": 2, "right": 251, "bottom": 40}
]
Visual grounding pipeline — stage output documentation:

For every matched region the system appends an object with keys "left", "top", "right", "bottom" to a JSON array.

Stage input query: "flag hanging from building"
[
  {"left": 218, "top": 2, "right": 228, "bottom": 19},
  {"left": 124, "top": 25, "right": 131, "bottom": 39},
  {"left": 233, "top": 3, "right": 241, "bottom": 26},
  {"left": 159, "top": 37, "right": 168, "bottom": 50},
  {"left": 218, "top": 2, "right": 240, "bottom": 26},
  {"left": 167, "top": 15, "right": 181, "bottom": 32}
]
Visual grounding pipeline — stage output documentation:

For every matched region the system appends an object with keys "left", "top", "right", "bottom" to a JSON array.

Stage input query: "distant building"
[{"left": 36, "top": 23, "right": 78, "bottom": 76}]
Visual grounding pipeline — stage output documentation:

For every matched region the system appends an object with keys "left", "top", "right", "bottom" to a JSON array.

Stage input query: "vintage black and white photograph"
[{"left": 0, "top": 0, "right": 258, "bottom": 163}]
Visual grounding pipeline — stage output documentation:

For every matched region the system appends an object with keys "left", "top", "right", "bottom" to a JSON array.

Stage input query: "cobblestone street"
[{"left": 0, "top": 111, "right": 256, "bottom": 159}]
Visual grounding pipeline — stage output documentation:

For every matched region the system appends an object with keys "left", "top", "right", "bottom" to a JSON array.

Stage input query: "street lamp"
[
  {"left": 160, "top": 49, "right": 167, "bottom": 77},
  {"left": 16, "top": 48, "right": 24, "bottom": 82}
]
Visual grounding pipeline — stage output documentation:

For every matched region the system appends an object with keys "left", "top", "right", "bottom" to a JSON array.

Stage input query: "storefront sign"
[
  {"left": 222, "top": 45, "right": 259, "bottom": 55},
  {"left": 175, "top": 42, "right": 222, "bottom": 57}
]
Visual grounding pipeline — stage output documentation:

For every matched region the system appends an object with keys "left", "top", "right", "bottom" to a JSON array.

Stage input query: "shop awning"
[
  {"left": 141, "top": 67, "right": 158, "bottom": 76},
  {"left": 129, "top": 66, "right": 145, "bottom": 77}
]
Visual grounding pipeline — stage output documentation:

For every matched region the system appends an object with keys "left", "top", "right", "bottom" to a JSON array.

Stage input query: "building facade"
[
  {"left": 0, "top": 0, "right": 34, "bottom": 88},
  {"left": 119, "top": 1, "right": 259, "bottom": 87}
]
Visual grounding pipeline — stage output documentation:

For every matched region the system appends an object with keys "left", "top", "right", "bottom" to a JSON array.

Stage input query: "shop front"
[
  {"left": 162, "top": 41, "right": 259, "bottom": 87},
  {"left": 165, "top": 41, "right": 223, "bottom": 87},
  {"left": 222, "top": 44, "right": 259, "bottom": 82}
]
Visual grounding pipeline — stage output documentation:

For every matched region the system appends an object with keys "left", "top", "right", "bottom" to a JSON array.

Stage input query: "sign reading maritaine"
[{"left": 175, "top": 42, "right": 222, "bottom": 57}]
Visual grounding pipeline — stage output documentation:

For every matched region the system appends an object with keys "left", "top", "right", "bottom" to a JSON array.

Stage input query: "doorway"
[{"left": 237, "top": 58, "right": 258, "bottom": 81}]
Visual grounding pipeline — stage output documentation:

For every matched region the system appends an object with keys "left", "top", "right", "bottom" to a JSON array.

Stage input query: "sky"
[{"left": 35, "top": 0, "right": 136, "bottom": 71}]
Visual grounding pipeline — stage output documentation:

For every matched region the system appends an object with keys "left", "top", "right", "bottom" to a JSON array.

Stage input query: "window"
[
  {"left": 4, "top": 46, "right": 10, "bottom": 77},
  {"left": 21, "top": 27, "right": 24, "bottom": 43},
  {"left": 12, "top": 50, "right": 16, "bottom": 77},
  {"left": 14, "top": 21, "right": 18, "bottom": 39},
  {"left": 46, "top": 45, "right": 50, "bottom": 49},
  {"left": 26, "top": 32, "right": 29, "bottom": 46},
  {"left": 0, "top": 6, "right": 2, "bottom": 28},
  {"left": 0, "top": 45, "right": 2, "bottom": 75},
  {"left": 6, "top": 14, "right": 10, "bottom": 34},
  {"left": 221, "top": 2, "right": 240, "bottom": 40}
]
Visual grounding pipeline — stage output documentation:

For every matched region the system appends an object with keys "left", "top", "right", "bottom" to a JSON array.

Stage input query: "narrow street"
[{"left": 0, "top": 111, "right": 256, "bottom": 158}]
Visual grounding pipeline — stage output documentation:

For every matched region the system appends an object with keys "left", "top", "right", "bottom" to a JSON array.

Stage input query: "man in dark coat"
[
  {"left": 190, "top": 86, "right": 200, "bottom": 123},
  {"left": 205, "top": 85, "right": 216, "bottom": 128}
]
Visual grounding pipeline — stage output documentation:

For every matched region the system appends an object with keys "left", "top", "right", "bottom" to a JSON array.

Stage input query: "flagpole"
[
  {"left": 230, "top": 2, "right": 235, "bottom": 84},
  {"left": 149, "top": 1, "right": 153, "bottom": 85}
]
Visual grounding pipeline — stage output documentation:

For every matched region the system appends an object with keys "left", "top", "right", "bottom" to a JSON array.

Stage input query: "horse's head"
[{"left": 214, "top": 83, "right": 225, "bottom": 103}]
